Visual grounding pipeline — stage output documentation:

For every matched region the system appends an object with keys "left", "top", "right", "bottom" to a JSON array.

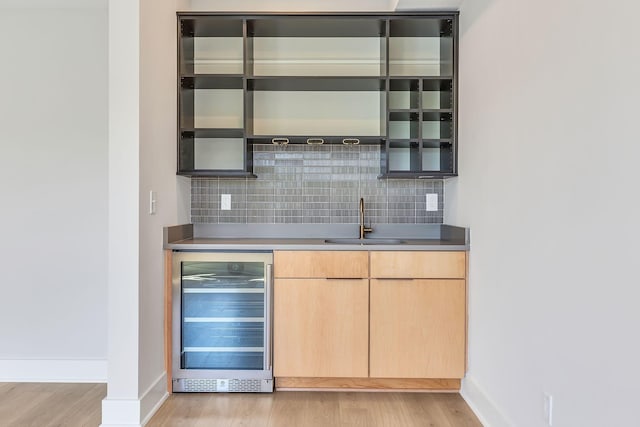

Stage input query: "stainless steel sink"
[{"left": 324, "top": 238, "right": 406, "bottom": 245}]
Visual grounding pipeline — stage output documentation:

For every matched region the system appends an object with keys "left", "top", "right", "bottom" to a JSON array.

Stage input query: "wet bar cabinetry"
[
  {"left": 177, "top": 13, "right": 458, "bottom": 178},
  {"left": 272, "top": 250, "right": 467, "bottom": 391}
]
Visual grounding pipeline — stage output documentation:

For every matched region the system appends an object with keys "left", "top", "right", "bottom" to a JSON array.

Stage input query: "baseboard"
[
  {"left": 0, "top": 358, "right": 107, "bottom": 383},
  {"left": 100, "top": 398, "right": 142, "bottom": 427},
  {"left": 140, "top": 372, "right": 169, "bottom": 426},
  {"left": 100, "top": 372, "right": 169, "bottom": 427},
  {"left": 461, "top": 375, "right": 513, "bottom": 427}
]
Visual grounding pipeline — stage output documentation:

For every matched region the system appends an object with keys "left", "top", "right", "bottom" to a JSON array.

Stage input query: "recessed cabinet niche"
[{"left": 177, "top": 13, "right": 458, "bottom": 178}]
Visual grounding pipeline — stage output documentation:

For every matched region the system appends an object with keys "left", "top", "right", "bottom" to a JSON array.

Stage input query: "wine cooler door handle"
[{"left": 264, "top": 264, "right": 273, "bottom": 371}]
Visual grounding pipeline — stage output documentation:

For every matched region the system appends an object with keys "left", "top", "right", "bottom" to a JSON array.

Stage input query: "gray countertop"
[{"left": 164, "top": 224, "right": 470, "bottom": 251}]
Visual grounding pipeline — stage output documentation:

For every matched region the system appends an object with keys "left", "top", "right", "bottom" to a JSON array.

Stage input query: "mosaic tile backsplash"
[{"left": 191, "top": 145, "right": 444, "bottom": 224}]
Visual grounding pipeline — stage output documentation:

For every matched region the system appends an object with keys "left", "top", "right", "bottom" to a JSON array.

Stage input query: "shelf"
[
  {"left": 422, "top": 78, "right": 453, "bottom": 89},
  {"left": 422, "top": 112, "right": 452, "bottom": 140},
  {"left": 389, "top": 79, "right": 419, "bottom": 110},
  {"left": 250, "top": 89, "right": 384, "bottom": 136},
  {"left": 389, "top": 18, "right": 454, "bottom": 38},
  {"left": 388, "top": 109, "right": 420, "bottom": 113},
  {"left": 247, "top": 77, "right": 385, "bottom": 91},
  {"left": 248, "top": 17, "right": 386, "bottom": 37},
  {"left": 182, "top": 38, "right": 243, "bottom": 75},
  {"left": 179, "top": 136, "right": 247, "bottom": 171},
  {"left": 249, "top": 36, "right": 385, "bottom": 76},
  {"left": 181, "top": 128, "right": 244, "bottom": 138},
  {"left": 422, "top": 146, "right": 450, "bottom": 172},
  {"left": 389, "top": 59, "right": 452, "bottom": 78},
  {"left": 386, "top": 140, "right": 420, "bottom": 172},
  {"left": 422, "top": 78, "right": 453, "bottom": 110},
  {"left": 181, "top": 17, "right": 244, "bottom": 37},
  {"left": 422, "top": 109, "right": 453, "bottom": 113},
  {"left": 389, "top": 112, "right": 419, "bottom": 140},
  {"left": 379, "top": 171, "right": 456, "bottom": 179},
  {"left": 388, "top": 18, "right": 454, "bottom": 77},
  {"left": 181, "top": 75, "right": 243, "bottom": 89},
  {"left": 180, "top": 83, "right": 244, "bottom": 129},
  {"left": 422, "top": 111, "right": 452, "bottom": 121},
  {"left": 250, "top": 60, "right": 385, "bottom": 77},
  {"left": 422, "top": 139, "right": 452, "bottom": 148},
  {"left": 178, "top": 170, "right": 257, "bottom": 178},
  {"left": 383, "top": 137, "right": 454, "bottom": 175}
]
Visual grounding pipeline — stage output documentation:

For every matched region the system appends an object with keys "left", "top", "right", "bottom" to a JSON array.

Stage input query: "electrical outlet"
[
  {"left": 544, "top": 393, "right": 553, "bottom": 426},
  {"left": 426, "top": 193, "right": 438, "bottom": 211},
  {"left": 221, "top": 194, "right": 231, "bottom": 210}
]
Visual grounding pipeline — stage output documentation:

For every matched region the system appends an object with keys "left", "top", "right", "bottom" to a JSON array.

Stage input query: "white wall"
[
  {"left": 448, "top": 0, "right": 640, "bottom": 426},
  {"left": 139, "top": 0, "right": 190, "bottom": 416},
  {"left": 0, "top": 2, "right": 108, "bottom": 381}
]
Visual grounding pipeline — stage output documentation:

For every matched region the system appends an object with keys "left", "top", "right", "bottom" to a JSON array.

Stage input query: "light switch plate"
[
  {"left": 426, "top": 193, "right": 438, "bottom": 211},
  {"left": 149, "top": 190, "right": 156, "bottom": 215},
  {"left": 221, "top": 194, "right": 231, "bottom": 210}
]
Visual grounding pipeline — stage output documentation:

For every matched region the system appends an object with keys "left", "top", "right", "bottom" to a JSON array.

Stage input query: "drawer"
[
  {"left": 370, "top": 251, "right": 466, "bottom": 279},
  {"left": 274, "top": 251, "right": 368, "bottom": 278}
]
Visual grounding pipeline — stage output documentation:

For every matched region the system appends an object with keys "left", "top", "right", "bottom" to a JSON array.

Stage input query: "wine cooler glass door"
[{"left": 173, "top": 252, "right": 273, "bottom": 379}]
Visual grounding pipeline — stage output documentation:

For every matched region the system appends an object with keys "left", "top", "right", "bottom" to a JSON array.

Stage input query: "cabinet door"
[
  {"left": 274, "top": 279, "right": 369, "bottom": 377},
  {"left": 370, "top": 279, "right": 465, "bottom": 378}
]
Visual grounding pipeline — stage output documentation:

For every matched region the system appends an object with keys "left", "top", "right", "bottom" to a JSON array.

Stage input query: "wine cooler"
[{"left": 172, "top": 251, "right": 273, "bottom": 392}]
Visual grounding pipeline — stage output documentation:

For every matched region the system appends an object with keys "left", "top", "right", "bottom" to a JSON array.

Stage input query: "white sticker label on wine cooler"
[{"left": 217, "top": 379, "right": 229, "bottom": 392}]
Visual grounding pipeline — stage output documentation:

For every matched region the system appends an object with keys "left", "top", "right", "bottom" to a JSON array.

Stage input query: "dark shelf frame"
[
  {"left": 247, "top": 77, "right": 386, "bottom": 92},
  {"left": 177, "top": 12, "right": 458, "bottom": 178}
]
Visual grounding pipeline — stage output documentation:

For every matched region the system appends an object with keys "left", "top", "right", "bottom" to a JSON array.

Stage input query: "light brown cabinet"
[
  {"left": 273, "top": 250, "right": 467, "bottom": 389},
  {"left": 370, "top": 251, "right": 465, "bottom": 279},
  {"left": 370, "top": 251, "right": 466, "bottom": 379},
  {"left": 274, "top": 250, "right": 368, "bottom": 278},
  {"left": 273, "top": 251, "right": 369, "bottom": 378},
  {"left": 273, "top": 278, "right": 369, "bottom": 377},
  {"left": 370, "top": 279, "right": 465, "bottom": 378}
]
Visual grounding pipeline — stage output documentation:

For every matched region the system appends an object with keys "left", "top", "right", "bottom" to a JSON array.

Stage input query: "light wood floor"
[
  {"left": 148, "top": 391, "right": 482, "bottom": 427},
  {"left": 0, "top": 383, "right": 482, "bottom": 427},
  {"left": 0, "top": 382, "right": 105, "bottom": 427}
]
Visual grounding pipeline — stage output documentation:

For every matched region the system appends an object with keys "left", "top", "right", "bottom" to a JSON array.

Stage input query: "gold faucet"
[{"left": 359, "top": 197, "right": 373, "bottom": 239}]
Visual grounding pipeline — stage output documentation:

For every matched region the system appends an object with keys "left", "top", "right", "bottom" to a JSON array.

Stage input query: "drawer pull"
[
  {"left": 306, "top": 138, "right": 324, "bottom": 145},
  {"left": 342, "top": 138, "right": 360, "bottom": 145},
  {"left": 271, "top": 137, "right": 289, "bottom": 145}
]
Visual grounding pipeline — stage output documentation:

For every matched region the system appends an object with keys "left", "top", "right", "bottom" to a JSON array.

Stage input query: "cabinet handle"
[
  {"left": 306, "top": 138, "right": 324, "bottom": 145},
  {"left": 271, "top": 138, "right": 289, "bottom": 145},
  {"left": 342, "top": 138, "right": 360, "bottom": 145}
]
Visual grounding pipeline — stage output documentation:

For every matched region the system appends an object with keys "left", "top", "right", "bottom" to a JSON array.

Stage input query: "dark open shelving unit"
[{"left": 177, "top": 12, "right": 458, "bottom": 178}]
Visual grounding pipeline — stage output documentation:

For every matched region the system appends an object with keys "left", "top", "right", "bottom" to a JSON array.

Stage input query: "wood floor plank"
[
  {"left": 404, "top": 391, "right": 457, "bottom": 427},
  {"left": 0, "top": 383, "right": 105, "bottom": 427},
  {"left": 148, "top": 391, "right": 482, "bottom": 427},
  {"left": 338, "top": 392, "right": 375, "bottom": 427},
  {"left": 434, "top": 393, "right": 484, "bottom": 427},
  {"left": 0, "top": 383, "right": 482, "bottom": 427}
]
